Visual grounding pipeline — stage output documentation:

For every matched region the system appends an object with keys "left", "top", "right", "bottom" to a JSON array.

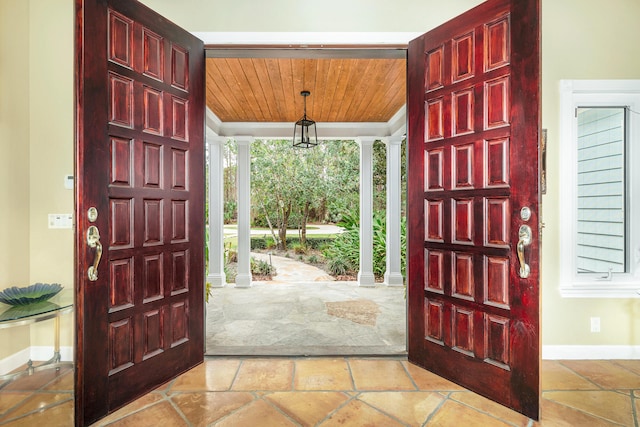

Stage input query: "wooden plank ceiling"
[{"left": 205, "top": 58, "right": 406, "bottom": 123}]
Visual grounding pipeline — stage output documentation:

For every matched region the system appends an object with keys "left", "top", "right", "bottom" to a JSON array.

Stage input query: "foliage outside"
[
  {"left": 214, "top": 137, "right": 408, "bottom": 284},
  {"left": 250, "top": 139, "right": 359, "bottom": 250},
  {"left": 322, "top": 210, "right": 407, "bottom": 282},
  {"left": 250, "top": 257, "right": 276, "bottom": 278}
]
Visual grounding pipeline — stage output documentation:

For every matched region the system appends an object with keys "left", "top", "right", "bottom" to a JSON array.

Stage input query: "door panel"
[
  {"left": 75, "top": 0, "right": 205, "bottom": 425},
  {"left": 407, "top": 0, "right": 540, "bottom": 419}
]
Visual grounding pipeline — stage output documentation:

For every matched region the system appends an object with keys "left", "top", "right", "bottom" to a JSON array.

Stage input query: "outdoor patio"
[{"left": 205, "top": 253, "right": 407, "bottom": 356}]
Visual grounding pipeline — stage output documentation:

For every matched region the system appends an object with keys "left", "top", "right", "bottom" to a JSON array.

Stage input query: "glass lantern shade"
[
  {"left": 293, "top": 117, "right": 318, "bottom": 148},
  {"left": 292, "top": 90, "right": 318, "bottom": 148}
]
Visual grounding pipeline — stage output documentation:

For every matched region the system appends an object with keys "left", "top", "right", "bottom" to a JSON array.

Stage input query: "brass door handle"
[
  {"left": 87, "top": 225, "right": 102, "bottom": 281},
  {"left": 517, "top": 225, "right": 532, "bottom": 278}
]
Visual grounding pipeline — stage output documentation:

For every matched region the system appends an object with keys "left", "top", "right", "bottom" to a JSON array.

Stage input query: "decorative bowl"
[
  {"left": 0, "top": 283, "right": 64, "bottom": 306},
  {"left": 0, "top": 301, "right": 59, "bottom": 321}
]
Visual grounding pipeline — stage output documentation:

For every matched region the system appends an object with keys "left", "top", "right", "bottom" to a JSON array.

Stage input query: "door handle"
[
  {"left": 517, "top": 225, "right": 532, "bottom": 278},
  {"left": 87, "top": 225, "right": 102, "bottom": 281}
]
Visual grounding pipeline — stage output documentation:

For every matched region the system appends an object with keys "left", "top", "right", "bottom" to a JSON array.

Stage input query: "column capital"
[
  {"left": 207, "top": 135, "right": 227, "bottom": 146},
  {"left": 383, "top": 135, "right": 404, "bottom": 146},
  {"left": 355, "top": 136, "right": 377, "bottom": 146},
  {"left": 234, "top": 135, "right": 253, "bottom": 146}
]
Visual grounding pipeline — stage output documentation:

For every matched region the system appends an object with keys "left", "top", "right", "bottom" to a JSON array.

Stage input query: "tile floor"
[{"left": 1, "top": 357, "right": 640, "bottom": 426}]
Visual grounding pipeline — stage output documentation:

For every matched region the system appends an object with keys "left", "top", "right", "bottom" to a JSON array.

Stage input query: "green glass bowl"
[{"left": 0, "top": 283, "right": 63, "bottom": 306}]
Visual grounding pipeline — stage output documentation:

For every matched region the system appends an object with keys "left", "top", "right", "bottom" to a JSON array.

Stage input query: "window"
[
  {"left": 576, "top": 107, "right": 626, "bottom": 274},
  {"left": 560, "top": 80, "right": 640, "bottom": 297}
]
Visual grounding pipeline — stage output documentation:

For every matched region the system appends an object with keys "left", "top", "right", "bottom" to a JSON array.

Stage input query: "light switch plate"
[{"left": 48, "top": 213, "right": 73, "bottom": 229}]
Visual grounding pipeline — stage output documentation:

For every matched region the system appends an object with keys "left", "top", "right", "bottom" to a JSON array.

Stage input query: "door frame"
[{"left": 201, "top": 43, "right": 410, "bottom": 357}]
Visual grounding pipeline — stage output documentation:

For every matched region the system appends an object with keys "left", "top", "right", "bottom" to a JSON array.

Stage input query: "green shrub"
[
  {"left": 226, "top": 248, "right": 238, "bottom": 263},
  {"left": 336, "top": 210, "right": 360, "bottom": 229},
  {"left": 372, "top": 212, "right": 387, "bottom": 278},
  {"left": 265, "top": 237, "right": 277, "bottom": 249},
  {"left": 224, "top": 200, "right": 237, "bottom": 224},
  {"left": 308, "top": 237, "right": 336, "bottom": 249},
  {"left": 323, "top": 210, "right": 405, "bottom": 283},
  {"left": 291, "top": 243, "right": 307, "bottom": 254},
  {"left": 251, "top": 235, "right": 336, "bottom": 252},
  {"left": 327, "top": 257, "right": 353, "bottom": 276},
  {"left": 251, "top": 236, "right": 267, "bottom": 250},
  {"left": 224, "top": 263, "right": 237, "bottom": 283},
  {"left": 250, "top": 257, "right": 276, "bottom": 276},
  {"left": 323, "top": 227, "right": 359, "bottom": 276}
]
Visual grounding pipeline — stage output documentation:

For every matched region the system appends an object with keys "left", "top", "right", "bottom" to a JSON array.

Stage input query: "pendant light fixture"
[{"left": 293, "top": 90, "right": 318, "bottom": 148}]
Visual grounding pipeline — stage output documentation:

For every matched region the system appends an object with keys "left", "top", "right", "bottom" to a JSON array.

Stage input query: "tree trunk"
[
  {"left": 260, "top": 202, "right": 280, "bottom": 248},
  {"left": 301, "top": 200, "right": 311, "bottom": 247},
  {"left": 278, "top": 201, "right": 291, "bottom": 250}
]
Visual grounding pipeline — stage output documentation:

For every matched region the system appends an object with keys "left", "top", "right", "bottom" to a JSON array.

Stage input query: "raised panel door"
[
  {"left": 75, "top": 0, "right": 205, "bottom": 425},
  {"left": 407, "top": 0, "right": 540, "bottom": 419}
]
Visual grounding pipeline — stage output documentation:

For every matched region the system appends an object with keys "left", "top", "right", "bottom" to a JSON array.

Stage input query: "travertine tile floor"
[{"left": 1, "top": 357, "right": 640, "bottom": 426}]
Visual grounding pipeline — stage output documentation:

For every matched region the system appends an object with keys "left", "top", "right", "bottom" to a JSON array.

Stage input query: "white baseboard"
[
  {"left": 30, "top": 346, "right": 74, "bottom": 363},
  {"left": 543, "top": 345, "right": 640, "bottom": 360},
  {"left": 0, "top": 347, "right": 31, "bottom": 376},
  {"left": 0, "top": 346, "right": 73, "bottom": 375}
]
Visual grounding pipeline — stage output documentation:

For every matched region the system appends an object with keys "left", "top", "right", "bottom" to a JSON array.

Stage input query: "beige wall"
[
  {"left": 26, "top": 0, "right": 75, "bottom": 350},
  {"left": 0, "top": 0, "right": 74, "bottom": 362},
  {"left": 1, "top": 0, "right": 640, "bottom": 365},
  {"left": 0, "top": 0, "right": 33, "bottom": 359},
  {"left": 140, "top": 0, "right": 483, "bottom": 32},
  {"left": 540, "top": 0, "right": 640, "bottom": 346}
]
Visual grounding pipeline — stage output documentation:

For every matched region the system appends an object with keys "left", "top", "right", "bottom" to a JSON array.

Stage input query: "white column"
[
  {"left": 357, "top": 137, "right": 376, "bottom": 287},
  {"left": 207, "top": 135, "right": 227, "bottom": 287},
  {"left": 384, "top": 135, "right": 404, "bottom": 286},
  {"left": 235, "top": 136, "right": 253, "bottom": 288}
]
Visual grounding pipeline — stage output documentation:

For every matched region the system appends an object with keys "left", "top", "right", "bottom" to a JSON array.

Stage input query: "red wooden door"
[
  {"left": 407, "top": 0, "right": 540, "bottom": 419},
  {"left": 74, "top": 0, "right": 205, "bottom": 425}
]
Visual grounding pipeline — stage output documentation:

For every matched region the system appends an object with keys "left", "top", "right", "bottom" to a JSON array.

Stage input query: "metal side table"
[{"left": 0, "top": 290, "right": 73, "bottom": 388}]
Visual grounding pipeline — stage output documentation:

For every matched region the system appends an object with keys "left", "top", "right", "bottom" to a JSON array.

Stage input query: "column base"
[
  {"left": 234, "top": 274, "right": 252, "bottom": 288},
  {"left": 384, "top": 272, "right": 404, "bottom": 287},
  {"left": 358, "top": 271, "right": 376, "bottom": 287},
  {"left": 207, "top": 273, "right": 227, "bottom": 288}
]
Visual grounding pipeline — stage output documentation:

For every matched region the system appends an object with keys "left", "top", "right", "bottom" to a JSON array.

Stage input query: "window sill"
[{"left": 559, "top": 282, "right": 640, "bottom": 298}]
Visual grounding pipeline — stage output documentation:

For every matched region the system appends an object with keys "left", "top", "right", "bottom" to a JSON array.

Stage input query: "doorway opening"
[{"left": 202, "top": 46, "right": 409, "bottom": 356}]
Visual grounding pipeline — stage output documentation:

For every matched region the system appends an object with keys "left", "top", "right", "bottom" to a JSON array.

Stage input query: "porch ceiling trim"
[
  {"left": 195, "top": 32, "right": 422, "bottom": 47},
  {"left": 206, "top": 106, "right": 406, "bottom": 140}
]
